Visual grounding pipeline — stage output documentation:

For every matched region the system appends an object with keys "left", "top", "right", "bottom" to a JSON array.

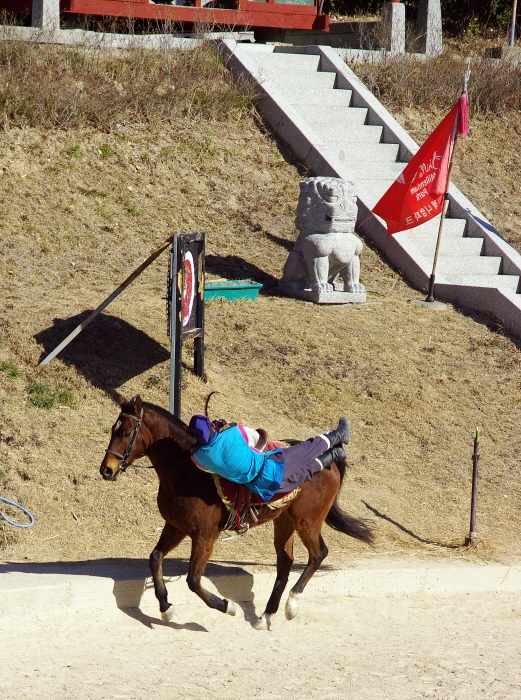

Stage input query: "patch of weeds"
[
  {"left": 26, "top": 382, "right": 75, "bottom": 409},
  {"left": 81, "top": 189, "right": 107, "bottom": 198},
  {"left": 26, "top": 382, "right": 56, "bottom": 409},
  {"left": 23, "top": 221, "right": 37, "bottom": 234},
  {"left": 96, "top": 204, "right": 113, "bottom": 221},
  {"left": 66, "top": 144, "right": 83, "bottom": 159},
  {"left": 99, "top": 144, "right": 112, "bottom": 159},
  {"left": 103, "top": 427, "right": 111, "bottom": 434},
  {"left": 45, "top": 166, "right": 58, "bottom": 174},
  {"left": 158, "top": 146, "right": 174, "bottom": 162},
  {"left": 125, "top": 203, "right": 141, "bottom": 217},
  {"left": 56, "top": 389, "right": 75, "bottom": 407},
  {"left": 144, "top": 374, "right": 160, "bottom": 389},
  {"left": 0, "top": 361, "right": 20, "bottom": 379},
  {"left": 0, "top": 468, "right": 6, "bottom": 481},
  {"left": 21, "top": 214, "right": 28, "bottom": 221}
]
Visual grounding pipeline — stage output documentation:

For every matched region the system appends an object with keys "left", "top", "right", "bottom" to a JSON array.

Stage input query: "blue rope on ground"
[{"left": 0, "top": 495, "right": 34, "bottom": 528}]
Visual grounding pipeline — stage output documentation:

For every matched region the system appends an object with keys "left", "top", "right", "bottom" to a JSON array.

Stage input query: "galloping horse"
[{"left": 100, "top": 395, "right": 374, "bottom": 629}]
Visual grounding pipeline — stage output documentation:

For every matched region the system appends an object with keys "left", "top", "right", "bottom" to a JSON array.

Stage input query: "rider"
[{"left": 188, "top": 415, "right": 350, "bottom": 502}]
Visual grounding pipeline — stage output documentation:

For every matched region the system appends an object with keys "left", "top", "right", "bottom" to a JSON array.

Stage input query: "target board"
[{"left": 168, "top": 233, "right": 205, "bottom": 417}]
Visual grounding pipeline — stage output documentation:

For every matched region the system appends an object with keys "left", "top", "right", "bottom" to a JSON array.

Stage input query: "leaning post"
[{"left": 465, "top": 428, "right": 480, "bottom": 546}]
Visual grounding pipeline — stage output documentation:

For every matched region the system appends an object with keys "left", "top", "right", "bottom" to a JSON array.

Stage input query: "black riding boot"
[
  {"left": 317, "top": 445, "right": 347, "bottom": 469},
  {"left": 324, "top": 417, "right": 350, "bottom": 447}
]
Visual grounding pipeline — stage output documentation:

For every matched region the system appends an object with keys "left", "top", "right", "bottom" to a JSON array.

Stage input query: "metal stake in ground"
[
  {"left": 465, "top": 428, "right": 480, "bottom": 546},
  {"left": 510, "top": 0, "right": 518, "bottom": 46}
]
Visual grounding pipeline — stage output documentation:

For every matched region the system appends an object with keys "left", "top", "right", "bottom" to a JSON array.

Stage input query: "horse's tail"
[
  {"left": 325, "top": 459, "right": 374, "bottom": 545},
  {"left": 204, "top": 391, "right": 218, "bottom": 418}
]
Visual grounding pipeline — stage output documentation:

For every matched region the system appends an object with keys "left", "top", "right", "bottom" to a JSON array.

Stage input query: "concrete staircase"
[{"left": 221, "top": 41, "right": 521, "bottom": 337}]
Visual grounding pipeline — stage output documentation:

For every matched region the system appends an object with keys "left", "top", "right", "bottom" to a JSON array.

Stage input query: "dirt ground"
[
  {"left": 1, "top": 591, "right": 521, "bottom": 699},
  {"left": 1, "top": 46, "right": 521, "bottom": 572}
]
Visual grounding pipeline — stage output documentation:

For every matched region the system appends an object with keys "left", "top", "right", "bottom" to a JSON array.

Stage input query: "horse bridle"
[{"left": 105, "top": 407, "right": 144, "bottom": 476}]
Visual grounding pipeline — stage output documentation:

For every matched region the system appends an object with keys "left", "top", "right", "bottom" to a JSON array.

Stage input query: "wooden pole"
[
  {"left": 465, "top": 428, "right": 480, "bottom": 546},
  {"left": 38, "top": 236, "right": 173, "bottom": 367}
]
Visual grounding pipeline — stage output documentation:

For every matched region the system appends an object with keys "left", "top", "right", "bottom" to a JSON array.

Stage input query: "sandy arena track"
[{"left": 2, "top": 587, "right": 521, "bottom": 700}]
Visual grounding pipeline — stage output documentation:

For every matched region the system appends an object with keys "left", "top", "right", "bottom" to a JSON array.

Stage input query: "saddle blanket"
[{"left": 213, "top": 442, "right": 300, "bottom": 531}]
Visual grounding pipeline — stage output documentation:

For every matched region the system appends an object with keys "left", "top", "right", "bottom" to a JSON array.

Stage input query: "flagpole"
[
  {"left": 423, "top": 61, "right": 470, "bottom": 305},
  {"left": 424, "top": 137, "right": 459, "bottom": 303}
]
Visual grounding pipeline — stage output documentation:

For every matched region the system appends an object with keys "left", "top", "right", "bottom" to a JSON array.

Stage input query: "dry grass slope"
[{"left": 0, "top": 41, "right": 520, "bottom": 571}]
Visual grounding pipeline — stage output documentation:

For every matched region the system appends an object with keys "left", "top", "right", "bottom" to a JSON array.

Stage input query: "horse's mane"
[
  {"left": 142, "top": 401, "right": 189, "bottom": 430},
  {"left": 121, "top": 398, "right": 195, "bottom": 450}
]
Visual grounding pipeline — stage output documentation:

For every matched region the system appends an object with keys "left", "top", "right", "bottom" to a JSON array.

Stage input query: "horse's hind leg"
[
  {"left": 285, "top": 523, "right": 328, "bottom": 621},
  {"left": 149, "top": 523, "right": 185, "bottom": 621},
  {"left": 187, "top": 534, "right": 235, "bottom": 616},
  {"left": 255, "top": 512, "right": 295, "bottom": 631}
]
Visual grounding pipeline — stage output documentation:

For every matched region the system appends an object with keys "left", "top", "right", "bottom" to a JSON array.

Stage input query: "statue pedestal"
[{"left": 279, "top": 286, "right": 366, "bottom": 305}]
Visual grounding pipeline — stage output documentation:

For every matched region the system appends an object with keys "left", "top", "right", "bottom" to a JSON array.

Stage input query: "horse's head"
[
  {"left": 99, "top": 395, "right": 196, "bottom": 481},
  {"left": 100, "top": 395, "right": 146, "bottom": 481}
]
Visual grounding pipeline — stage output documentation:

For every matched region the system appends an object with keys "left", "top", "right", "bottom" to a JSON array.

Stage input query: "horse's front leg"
[
  {"left": 255, "top": 512, "right": 295, "bottom": 631},
  {"left": 149, "top": 523, "right": 186, "bottom": 621},
  {"left": 187, "top": 533, "right": 236, "bottom": 616}
]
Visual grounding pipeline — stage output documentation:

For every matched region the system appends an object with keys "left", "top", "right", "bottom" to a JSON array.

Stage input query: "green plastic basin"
[{"left": 204, "top": 279, "right": 263, "bottom": 302}]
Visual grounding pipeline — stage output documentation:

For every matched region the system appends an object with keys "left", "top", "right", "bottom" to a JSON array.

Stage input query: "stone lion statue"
[{"left": 280, "top": 177, "right": 365, "bottom": 295}]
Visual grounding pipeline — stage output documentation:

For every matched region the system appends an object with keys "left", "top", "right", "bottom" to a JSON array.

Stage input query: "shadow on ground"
[{"left": 35, "top": 313, "right": 170, "bottom": 400}]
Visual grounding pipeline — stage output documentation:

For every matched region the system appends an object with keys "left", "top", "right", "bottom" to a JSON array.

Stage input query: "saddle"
[{"left": 213, "top": 430, "right": 300, "bottom": 534}]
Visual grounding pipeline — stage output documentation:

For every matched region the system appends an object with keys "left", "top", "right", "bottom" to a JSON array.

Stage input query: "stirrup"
[{"left": 221, "top": 523, "right": 250, "bottom": 541}]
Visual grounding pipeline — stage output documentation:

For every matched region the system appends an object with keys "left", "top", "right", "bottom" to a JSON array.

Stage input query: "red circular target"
[{"left": 182, "top": 252, "right": 195, "bottom": 328}]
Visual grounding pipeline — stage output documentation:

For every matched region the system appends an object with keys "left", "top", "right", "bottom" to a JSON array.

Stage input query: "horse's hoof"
[
  {"left": 225, "top": 599, "right": 236, "bottom": 616},
  {"left": 161, "top": 605, "right": 175, "bottom": 622},
  {"left": 285, "top": 592, "right": 300, "bottom": 620},
  {"left": 254, "top": 614, "right": 271, "bottom": 631}
]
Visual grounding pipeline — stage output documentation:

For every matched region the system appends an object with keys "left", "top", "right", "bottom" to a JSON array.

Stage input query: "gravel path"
[{"left": 2, "top": 590, "right": 520, "bottom": 699}]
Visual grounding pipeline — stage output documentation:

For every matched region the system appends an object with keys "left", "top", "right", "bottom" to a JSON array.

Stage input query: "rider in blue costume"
[{"left": 188, "top": 415, "right": 350, "bottom": 502}]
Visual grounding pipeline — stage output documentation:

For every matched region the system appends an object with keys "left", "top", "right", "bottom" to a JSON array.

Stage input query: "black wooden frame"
[{"left": 168, "top": 233, "right": 205, "bottom": 418}]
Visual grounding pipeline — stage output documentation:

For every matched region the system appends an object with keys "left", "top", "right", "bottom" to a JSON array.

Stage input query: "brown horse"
[{"left": 100, "top": 395, "right": 374, "bottom": 629}]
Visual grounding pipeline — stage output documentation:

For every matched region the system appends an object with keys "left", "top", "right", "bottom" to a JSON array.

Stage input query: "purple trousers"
[{"left": 270, "top": 435, "right": 329, "bottom": 495}]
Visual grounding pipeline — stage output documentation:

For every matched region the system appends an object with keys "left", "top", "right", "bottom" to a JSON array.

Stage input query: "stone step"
[
  {"left": 332, "top": 143, "right": 400, "bottom": 164},
  {"left": 244, "top": 53, "right": 321, "bottom": 72},
  {"left": 316, "top": 123, "right": 384, "bottom": 144},
  {"left": 404, "top": 216, "right": 467, "bottom": 238},
  {"left": 266, "top": 71, "right": 337, "bottom": 91},
  {"left": 443, "top": 274, "right": 520, "bottom": 292},
  {"left": 305, "top": 105, "right": 368, "bottom": 124},
  {"left": 354, "top": 179, "right": 397, "bottom": 204},
  {"left": 435, "top": 255, "right": 502, "bottom": 276},
  {"left": 346, "top": 160, "right": 406, "bottom": 180},
  {"left": 237, "top": 44, "right": 275, "bottom": 53},
  {"left": 412, "top": 236, "right": 484, "bottom": 257},
  {"left": 288, "top": 88, "right": 352, "bottom": 107}
]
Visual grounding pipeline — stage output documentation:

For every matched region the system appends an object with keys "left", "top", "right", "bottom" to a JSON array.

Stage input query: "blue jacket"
[{"left": 192, "top": 425, "right": 284, "bottom": 501}]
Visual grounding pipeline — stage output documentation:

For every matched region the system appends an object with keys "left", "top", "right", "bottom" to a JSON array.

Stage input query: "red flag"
[{"left": 372, "top": 93, "right": 468, "bottom": 235}]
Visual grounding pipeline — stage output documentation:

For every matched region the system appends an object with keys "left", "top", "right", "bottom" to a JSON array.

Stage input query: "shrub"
[
  {"left": 350, "top": 51, "right": 521, "bottom": 117},
  {"left": 0, "top": 39, "right": 255, "bottom": 130}
]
